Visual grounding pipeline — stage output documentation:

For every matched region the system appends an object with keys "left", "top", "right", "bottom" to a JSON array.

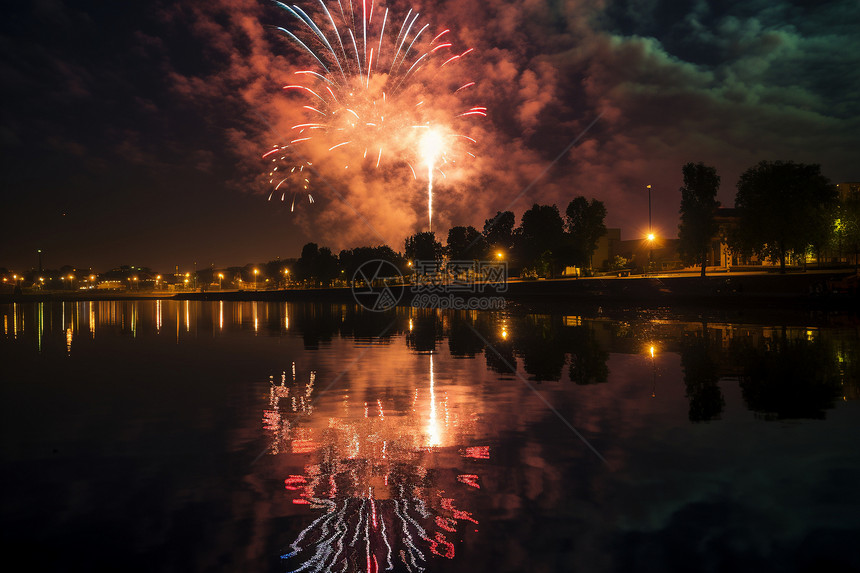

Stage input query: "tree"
[
  {"left": 446, "top": 226, "right": 485, "bottom": 260},
  {"left": 482, "top": 210, "right": 516, "bottom": 252},
  {"left": 808, "top": 202, "right": 837, "bottom": 268},
  {"left": 316, "top": 247, "right": 340, "bottom": 286},
  {"left": 565, "top": 197, "right": 607, "bottom": 269},
  {"left": 295, "top": 243, "right": 320, "bottom": 283},
  {"left": 339, "top": 246, "right": 406, "bottom": 279},
  {"left": 518, "top": 204, "right": 564, "bottom": 276},
  {"left": 404, "top": 232, "right": 443, "bottom": 263},
  {"left": 834, "top": 186, "right": 860, "bottom": 270},
  {"left": 295, "top": 243, "right": 340, "bottom": 286},
  {"left": 735, "top": 161, "right": 837, "bottom": 273},
  {"left": 678, "top": 162, "right": 721, "bottom": 277}
]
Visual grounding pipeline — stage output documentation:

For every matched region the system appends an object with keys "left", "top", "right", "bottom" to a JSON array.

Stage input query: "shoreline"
[{"left": 1, "top": 270, "right": 856, "bottom": 310}]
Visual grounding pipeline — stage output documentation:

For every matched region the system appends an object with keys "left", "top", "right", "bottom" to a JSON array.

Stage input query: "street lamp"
[
  {"left": 646, "top": 184, "right": 652, "bottom": 234},
  {"left": 253, "top": 268, "right": 259, "bottom": 291},
  {"left": 496, "top": 251, "right": 503, "bottom": 259},
  {"left": 218, "top": 273, "right": 224, "bottom": 290},
  {"left": 646, "top": 185, "right": 654, "bottom": 272}
]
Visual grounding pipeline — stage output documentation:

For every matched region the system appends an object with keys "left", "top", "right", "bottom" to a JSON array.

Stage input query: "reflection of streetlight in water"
[
  {"left": 265, "top": 361, "right": 484, "bottom": 572},
  {"left": 649, "top": 344, "right": 658, "bottom": 398}
]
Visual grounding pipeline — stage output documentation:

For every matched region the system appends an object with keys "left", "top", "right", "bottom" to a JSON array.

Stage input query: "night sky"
[{"left": 2, "top": 0, "right": 858, "bottom": 272}]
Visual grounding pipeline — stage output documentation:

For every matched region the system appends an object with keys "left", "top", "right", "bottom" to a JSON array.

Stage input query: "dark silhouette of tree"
[
  {"left": 734, "top": 334, "right": 841, "bottom": 420},
  {"left": 565, "top": 197, "right": 607, "bottom": 269},
  {"left": 316, "top": 248, "right": 340, "bottom": 285},
  {"left": 518, "top": 204, "right": 564, "bottom": 277},
  {"left": 296, "top": 243, "right": 340, "bottom": 286},
  {"left": 568, "top": 327, "right": 609, "bottom": 385},
  {"left": 734, "top": 161, "right": 837, "bottom": 273},
  {"left": 339, "top": 246, "right": 406, "bottom": 280},
  {"left": 678, "top": 163, "right": 721, "bottom": 277},
  {"left": 680, "top": 328, "right": 725, "bottom": 422},
  {"left": 404, "top": 232, "right": 443, "bottom": 263},
  {"left": 482, "top": 210, "right": 516, "bottom": 252},
  {"left": 446, "top": 226, "right": 486, "bottom": 260},
  {"left": 295, "top": 243, "right": 320, "bottom": 282}
]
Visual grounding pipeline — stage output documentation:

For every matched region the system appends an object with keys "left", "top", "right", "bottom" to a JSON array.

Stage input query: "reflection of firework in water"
[
  {"left": 267, "top": 0, "right": 485, "bottom": 229},
  {"left": 264, "top": 360, "right": 485, "bottom": 572}
]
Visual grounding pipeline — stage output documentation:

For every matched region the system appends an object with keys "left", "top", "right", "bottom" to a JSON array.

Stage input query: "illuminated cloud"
[{"left": 1, "top": 0, "right": 857, "bottom": 266}]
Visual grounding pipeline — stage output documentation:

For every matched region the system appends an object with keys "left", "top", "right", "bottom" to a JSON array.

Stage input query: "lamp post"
[
  {"left": 646, "top": 184, "right": 652, "bottom": 235},
  {"left": 253, "top": 268, "right": 259, "bottom": 291},
  {"left": 218, "top": 273, "right": 224, "bottom": 290},
  {"left": 646, "top": 184, "right": 654, "bottom": 273}
]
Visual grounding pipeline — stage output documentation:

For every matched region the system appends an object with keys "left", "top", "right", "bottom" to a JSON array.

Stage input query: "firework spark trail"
[
  {"left": 266, "top": 0, "right": 484, "bottom": 230},
  {"left": 264, "top": 145, "right": 314, "bottom": 211}
]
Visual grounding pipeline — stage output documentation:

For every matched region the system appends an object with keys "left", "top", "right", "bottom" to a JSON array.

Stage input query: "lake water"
[{"left": 1, "top": 300, "right": 859, "bottom": 573}]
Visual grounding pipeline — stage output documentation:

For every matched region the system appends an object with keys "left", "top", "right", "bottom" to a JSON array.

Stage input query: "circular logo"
[{"left": 351, "top": 259, "right": 405, "bottom": 312}]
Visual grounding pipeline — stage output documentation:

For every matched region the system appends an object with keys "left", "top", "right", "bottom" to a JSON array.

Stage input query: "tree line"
[
  {"left": 679, "top": 160, "right": 860, "bottom": 275},
  {"left": 286, "top": 196, "right": 610, "bottom": 284},
  {"left": 6, "top": 159, "right": 857, "bottom": 288}
]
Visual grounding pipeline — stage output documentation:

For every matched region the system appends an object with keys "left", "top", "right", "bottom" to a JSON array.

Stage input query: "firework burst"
[
  {"left": 263, "top": 144, "right": 315, "bottom": 212},
  {"left": 266, "top": 0, "right": 485, "bottom": 230}
]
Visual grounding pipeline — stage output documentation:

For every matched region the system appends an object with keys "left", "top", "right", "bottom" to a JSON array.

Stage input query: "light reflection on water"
[
  {"left": 267, "top": 356, "right": 483, "bottom": 571},
  {"left": 1, "top": 300, "right": 859, "bottom": 572}
]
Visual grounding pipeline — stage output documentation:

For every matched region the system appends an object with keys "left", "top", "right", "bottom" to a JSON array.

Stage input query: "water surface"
[{"left": 1, "top": 301, "right": 859, "bottom": 572}]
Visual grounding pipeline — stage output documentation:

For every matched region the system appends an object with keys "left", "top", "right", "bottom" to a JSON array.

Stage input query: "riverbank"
[{"left": 2, "top": 270, "right": 856, "bottom": 309}]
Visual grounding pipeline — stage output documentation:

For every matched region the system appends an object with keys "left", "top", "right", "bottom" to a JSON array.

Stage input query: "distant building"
[
  {"left": 619, "top": 238, "right": 681, "bottom": 271},
  {"left": 593, "top": 229, "right": 621, "bottom": 269},
  {"left": 592, "top": 228, "right": 681, "bottom": 271},
  {"left": 711, "top": 207, "right": 740, "bottom": 268}
]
